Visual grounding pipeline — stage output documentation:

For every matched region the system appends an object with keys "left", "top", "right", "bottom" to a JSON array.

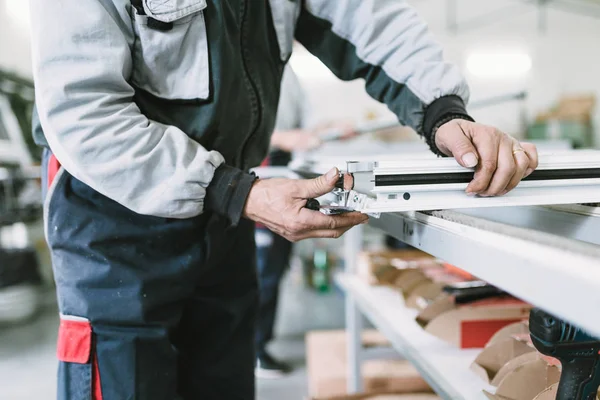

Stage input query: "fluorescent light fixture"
[
  {"left": 466, "top": 52, "right": 532, "bottom": 78},
  {"left": 6, "top": 0, "right": 31, "bottom": 31}
]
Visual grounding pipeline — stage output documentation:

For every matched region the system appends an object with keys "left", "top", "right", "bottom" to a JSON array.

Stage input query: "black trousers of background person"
[{"left": 255, "top": 226, "right": 293, "bottom": 357}]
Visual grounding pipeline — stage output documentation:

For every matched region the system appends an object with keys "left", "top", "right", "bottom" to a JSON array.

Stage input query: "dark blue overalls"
[
  {"left": 43, "top": 149, "right": 260, "bottom": 399},
  {"left": 35, "top": 1, "right": 286, "bottom": 398}
]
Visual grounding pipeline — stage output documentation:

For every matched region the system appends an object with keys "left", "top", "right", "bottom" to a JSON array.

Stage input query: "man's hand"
[
  {"left": 435, "top": 120, "right": 539, "bottom": 196},
  {"left": 243, "top": 168, "right": 368, "bottom": 242}
]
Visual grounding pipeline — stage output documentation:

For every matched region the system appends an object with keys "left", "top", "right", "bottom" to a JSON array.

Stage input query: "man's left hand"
[{"left": 435, "top": 119, "right": 539, "bottom": 196}]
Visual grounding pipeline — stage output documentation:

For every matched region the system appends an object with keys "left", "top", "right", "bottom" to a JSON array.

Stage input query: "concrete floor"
[{"left": 0, "top": 263, "right": 346, "bottom": 400}]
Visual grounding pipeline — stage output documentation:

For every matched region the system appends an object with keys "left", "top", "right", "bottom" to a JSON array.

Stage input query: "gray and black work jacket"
[{"left": 30, "top": 0, "right": 472, "bottom": 225}]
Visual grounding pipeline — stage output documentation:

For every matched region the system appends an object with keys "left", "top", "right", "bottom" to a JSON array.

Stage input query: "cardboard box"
[
  {"left": 533, "top": 383, "right": 557, "bottom": 400},
  {"left": 471, "top": 337, "right": 537, "bottom": 385},
  {"left": 311, "top": 393, "right": 440, "bottom": 400},
  {"left": 416, "top": 296, "right": 531, "bottom": 348},
  {"left": 532, "top": 383, "right": 600, "bottom": 400},
  {"left": 405, "top": 282, "right": 446, "bottom": 310},
  {"left": 306, "top": 330, "right": 432, "bottom": 398},
  {"left": 485, "top": 321, "right": 529, "bottom": 347},
  {"left": 357, "top": 250, "right": 435, "bottom": 286},
  {"left": 367, "top": 396, "right": 439, "bottom": 400},
  {"left": 491, "top": 352, "right": 543, "bottom": 388},
  {"left": 529, "top": 94, "right": 596, "bottom": 147},
  {"left": 483, "top": 357, "right": 560, "bottom": 400},
  {"left": 393, "top": 270, "right": 431, "bottom": 298},
  {"left": 536, "top": 94, "right": 596, "bottom": 123}
]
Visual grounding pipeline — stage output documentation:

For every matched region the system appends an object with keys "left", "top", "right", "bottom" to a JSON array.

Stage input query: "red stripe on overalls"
[
  {"left": 93, "top": 353, "right": 103, "bottom": 400},
  {"left": 47, "top": 154, "right": 61, "bottom": 188},
  {"left": 56, "top": 318, "right": 103, "bottom": 399}
]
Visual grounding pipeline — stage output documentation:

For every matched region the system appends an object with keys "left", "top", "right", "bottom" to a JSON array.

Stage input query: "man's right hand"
[{"left": 243, "top": 168, "right": 368, "bottom": 242}]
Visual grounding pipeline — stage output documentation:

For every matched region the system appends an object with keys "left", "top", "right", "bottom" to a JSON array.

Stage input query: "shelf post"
[{"left": 344, "top": 225, "right": 364, "bottom": 393}]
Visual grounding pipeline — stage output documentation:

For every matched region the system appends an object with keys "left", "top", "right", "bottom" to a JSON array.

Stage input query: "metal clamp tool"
[{"left": 305, "top": 170, "right": 380, "bottom": 217}]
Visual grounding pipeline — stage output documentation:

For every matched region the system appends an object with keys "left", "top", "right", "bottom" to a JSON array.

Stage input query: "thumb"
[
  {"left": 438, "top": 123, "right": 479, "bottom": 168},
  {"left": 299, "top": 167, "right": 339, "bottom": 198}
]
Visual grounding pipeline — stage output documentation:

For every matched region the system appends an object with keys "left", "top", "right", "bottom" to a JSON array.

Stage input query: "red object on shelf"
[
  {"left": 443, "top": 263, "right": 476, "bottom": 280},
  {"left": 461, "top": 319, "right": 524, "bottom": 349}
]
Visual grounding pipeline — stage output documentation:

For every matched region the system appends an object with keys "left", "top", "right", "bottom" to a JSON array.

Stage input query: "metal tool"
[
  {"left": 304, "top": 172, "right": 361, "bottom": 215},
  {"left": 304, "top": 171, "right": 381, "bottom": 217},
  {"left": 442, "top": 280, "right": 507, "bottom": 305},
  {"left": 529, "top": 308, "right": 600, "bottom": 400}
]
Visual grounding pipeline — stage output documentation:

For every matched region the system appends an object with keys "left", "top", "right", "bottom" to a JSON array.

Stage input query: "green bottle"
[{"left": 312, "top": 247, "right": 330, "bottom": 293}]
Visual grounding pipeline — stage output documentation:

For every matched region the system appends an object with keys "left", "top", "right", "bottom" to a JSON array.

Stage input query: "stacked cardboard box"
[
  {"left": 358, "top": 250, "right": 531, "bottom": 349},
  {"left": 311, "top": 393, "right": 440, "bottom": 400},
  {"left": 527, "top": 94, "right": 596, "bottom": 148},
  {"left": 470, "top": 321, "right": 600, "bottom": 400},
  {"left": 306, "top": 330, "right": 437, "bottom": 400}
]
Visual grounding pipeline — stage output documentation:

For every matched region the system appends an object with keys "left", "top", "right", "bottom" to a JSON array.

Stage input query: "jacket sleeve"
[
  {"left": 30, "top": 0, "right": 254, "bottom": 222},
  {"left": 295, "top": 0, "right": 474, "bottom": 154}
]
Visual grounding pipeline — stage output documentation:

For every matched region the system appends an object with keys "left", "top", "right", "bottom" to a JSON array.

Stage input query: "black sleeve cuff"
[
  {"left": 423, "top": 95, "right": 475, "bottom": 156},
  {"left": 205, "top": 164, "right": 257, "bottom": 227}
]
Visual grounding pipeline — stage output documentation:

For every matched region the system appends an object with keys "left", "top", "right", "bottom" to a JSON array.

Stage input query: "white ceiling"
[{"left": 410, "top": 0, "right": 600, "bottom": 37}]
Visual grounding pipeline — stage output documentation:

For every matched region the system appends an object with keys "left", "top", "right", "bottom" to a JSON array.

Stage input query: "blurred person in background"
[{"left": 255, "top": 64, "right": 355, "bottom": 378}]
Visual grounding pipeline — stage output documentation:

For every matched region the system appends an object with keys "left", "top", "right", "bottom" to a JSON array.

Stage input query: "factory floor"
[{"left": 0, "top": 262, "right": 346, "bottom": 400}]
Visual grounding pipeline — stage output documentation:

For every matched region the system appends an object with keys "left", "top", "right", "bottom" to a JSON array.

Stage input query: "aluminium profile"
[{"left": 341, "top": 151, "right": 600, "bottom": 214}]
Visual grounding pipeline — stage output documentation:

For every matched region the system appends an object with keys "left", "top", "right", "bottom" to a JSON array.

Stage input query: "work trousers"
[
  {"left": 254, "top": 227, "right": 293, "bottom": 356},
  {"left": 42, "top": 149, "right": 258, "bottom": 400}
]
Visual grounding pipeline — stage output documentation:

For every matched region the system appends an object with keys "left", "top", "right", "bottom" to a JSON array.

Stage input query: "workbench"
[{"left": 290, "top": 138, "right": 600, "bottom": 399}]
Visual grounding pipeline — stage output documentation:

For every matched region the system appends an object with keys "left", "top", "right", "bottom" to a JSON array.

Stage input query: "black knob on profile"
[{"left": 305, "top": 198, "right": 320, "bottom": 211}]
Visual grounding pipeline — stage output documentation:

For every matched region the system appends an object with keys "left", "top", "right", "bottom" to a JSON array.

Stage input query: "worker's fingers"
[
  {"left": 435, "top": 120, "right": 479, "bottom": 168},
  {"left": 291, "top": 226, "right": 356, "bottom": 241},
  {"left": 296, "top": 208, "right": 368, "bottom": 231},
  {"left": 480, "top": 136, "right": 517, "bottom": 196},
  {"left": 501, "top": 143, "right": 530, "bottom": 195},
  {"left": 343, "top": 173, "right": 354, "bottom": 190},
  {"left": 297, "top": 167, "right": 339, "bottom": 198},
  {"left": 465, "top": 128, "right": 501, "bottom": 195},
  {"left": 278, "top": 206, "right": 367, "bottom": 242},
  {"left": 521, "top": 142, "right": 539, "bottom": 177}
]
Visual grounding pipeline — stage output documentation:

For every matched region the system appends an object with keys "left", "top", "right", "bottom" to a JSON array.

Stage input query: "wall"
[
  {"left": 0, "top": 0, "right": 32, "bottom": 77},
  {"left": 436, "top": 1, "right": 600, "bottom": 142},
  {"left": 292, "top": 0, "right": 600, "bottom": 145}
]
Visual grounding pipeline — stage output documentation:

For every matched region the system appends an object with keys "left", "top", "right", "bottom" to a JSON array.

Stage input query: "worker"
[
  {"left": 254, "top": 64, "right": 355, "bottom": 378},
  {"left": 29, "top": 1, "right": 538, "bottom": 399}
]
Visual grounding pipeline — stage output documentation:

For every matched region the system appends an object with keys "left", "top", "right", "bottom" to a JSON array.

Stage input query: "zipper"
[{"left": 237, "top": 0, "right": 263, "bottom": 168}]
